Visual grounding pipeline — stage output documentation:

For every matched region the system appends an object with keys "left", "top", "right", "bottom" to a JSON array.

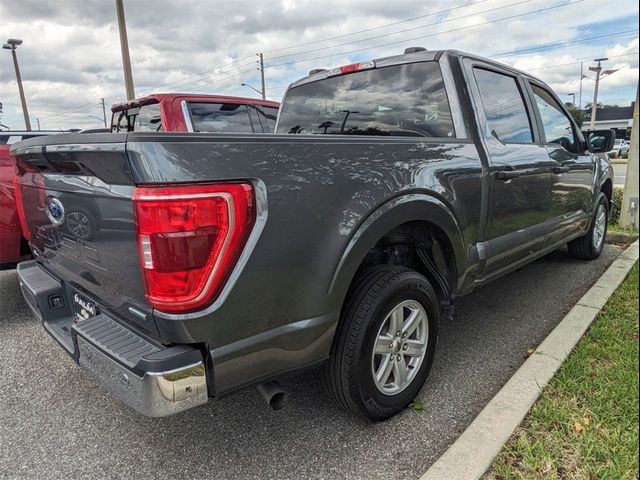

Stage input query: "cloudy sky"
[{"left": 0, "top": 0, "right": 638, "bottom": 131}]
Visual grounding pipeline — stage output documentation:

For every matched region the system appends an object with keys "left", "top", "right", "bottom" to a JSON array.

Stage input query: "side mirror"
[{"left": 582, "top": 129, "right": 616, "bottom": 153}]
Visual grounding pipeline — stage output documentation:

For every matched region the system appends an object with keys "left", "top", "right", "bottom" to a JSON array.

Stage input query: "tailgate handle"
[{"left": 552, "top": 166, "right": 571, "bottom": 174}]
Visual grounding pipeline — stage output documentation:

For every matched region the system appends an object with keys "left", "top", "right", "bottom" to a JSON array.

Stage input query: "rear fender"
[{"left": 328, "top": 192, "right": 467, "bottom": 302}]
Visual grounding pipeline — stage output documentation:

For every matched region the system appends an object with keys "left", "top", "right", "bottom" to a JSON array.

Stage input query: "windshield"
[
  {"left": 277, "top": 61, "right": 455, "bottom": 138},
  {"left": 111, "top": 102, "right": 163, "bottom": 132}
]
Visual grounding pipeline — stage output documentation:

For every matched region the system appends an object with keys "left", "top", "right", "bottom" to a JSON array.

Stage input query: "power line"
[
  {"left": 493, "top": 29, "right": 639, "bottom": 58},
  {"left": 144, "top": 0, "right": 587, "bottom": 96},
  {"left": 265, "top": 0, "right": 584, "bottom": 68},
  {"left": 525, "top": 52, "right": 639, "bottom": 72},
  {"left": 158, "top": 57, "right": 256, "bottom": 90},
  {"left": 37, "top": 100, "right": 101, "bottom": 121},
  {"left": 263, "top": 0, "right": 493, "bottom": 55},
  {"left": 164, "top": 6, "right": 635, "bottom": 99},
  {"left": 147, "top": 0, "right": 549, "bottom": 92},
  {"left": 159, "top": 62, "right": 256, "bottom": 92},
  {"left": 164, "top": 68, "right": 257, "bottom": 92},
  {"left": 149, "top": 0, "right": 494, "bottom": 93},
  {"left": 267, "top": 0, "right": 533, "bottom": 62}
]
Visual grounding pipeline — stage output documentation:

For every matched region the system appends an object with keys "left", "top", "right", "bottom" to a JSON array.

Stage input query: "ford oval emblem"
[{"left": 46, "top": 197, "right": 65, "bottom": 225}]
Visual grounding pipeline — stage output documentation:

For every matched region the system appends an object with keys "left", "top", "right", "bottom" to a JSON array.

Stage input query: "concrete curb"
[
  {"left": 606, "top": 231, "right": 639, "bottom": 244},
  {"left": 419, "top": 240, "right": 639, "bottom": 480}
]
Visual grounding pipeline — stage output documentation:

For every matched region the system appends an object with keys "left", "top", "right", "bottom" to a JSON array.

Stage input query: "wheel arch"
[{"left": 328, "top": 193, "right": 466, "bottom": 310}]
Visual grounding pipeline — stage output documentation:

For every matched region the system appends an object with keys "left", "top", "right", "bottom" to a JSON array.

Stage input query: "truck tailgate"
[{"left": 12, "top": 135, "right": 158, "bottom": 338}]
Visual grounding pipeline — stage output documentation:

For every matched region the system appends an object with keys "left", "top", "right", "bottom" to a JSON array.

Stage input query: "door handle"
[
  {"left": 552, "top": 166, "right": 570, "bottom": 174},
  {"left": 495, "top": 169, "right": 521, "bottom": 181}
]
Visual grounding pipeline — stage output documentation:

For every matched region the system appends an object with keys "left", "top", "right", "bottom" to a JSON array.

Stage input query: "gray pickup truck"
[{"left": 13, "top": 48, "right": 614, "bottom": 421}]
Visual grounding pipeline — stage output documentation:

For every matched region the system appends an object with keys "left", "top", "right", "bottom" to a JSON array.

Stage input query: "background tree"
[{"left": 564, "top": 102, "right": 585, "bottom": 127}]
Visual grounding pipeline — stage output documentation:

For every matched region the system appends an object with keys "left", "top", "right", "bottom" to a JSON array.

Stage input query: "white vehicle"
[{"left": 608, "top": 138, "right": 629, "bottom": 157}]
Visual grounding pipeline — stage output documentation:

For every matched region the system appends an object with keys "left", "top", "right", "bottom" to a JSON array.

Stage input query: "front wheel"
[
  {"left": 567, "top": 195, "right": 609, "bottom": 260},
  {"left": 324, "top": 266, "right": 439, "bottom": 421}
]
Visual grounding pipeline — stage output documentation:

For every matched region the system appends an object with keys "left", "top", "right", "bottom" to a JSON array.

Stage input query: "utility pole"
[
  {"left": 620, "top": 81, "right": 639, "bottom": 229},
  {"left": 2, "top": 38, "right": 31, "bottom": 131},
  {"left": 578, "top": 61, "right": 584, "bottom": 109},
  {"left": 36, "top": 117, "right": 41, "bottom": 130},
  {"left": 101, "top": 97, "right": 108, "bottom": 127},
  {"left": 115, "top": 0, "right": 135, "bottom": 100},
  {"left": 257, "top": 53, "right": 266, "bottom": 100},
  {"left": 589, "top": 58, "right": 607, "bottom": 131}
]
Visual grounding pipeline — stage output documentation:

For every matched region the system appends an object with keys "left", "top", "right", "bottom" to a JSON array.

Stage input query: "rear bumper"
[{"left": 17, "top": 260, "right": 208, "bottom": 417}]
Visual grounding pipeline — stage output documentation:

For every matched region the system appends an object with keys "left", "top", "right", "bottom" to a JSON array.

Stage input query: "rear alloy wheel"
[
  {"left": 324, "top": 266, "right": 439, "bottom": 421},
  {"left": 568, "top": 194, "right": 609, "bottom": 260},
  {"left": 371, "top": 299, "right": 429, "bottom": 396}
]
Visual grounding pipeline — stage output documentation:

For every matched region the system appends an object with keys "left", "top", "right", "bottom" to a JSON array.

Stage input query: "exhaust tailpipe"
[{"left": 257, "top": 381, "right": 287, "bottom": 410}]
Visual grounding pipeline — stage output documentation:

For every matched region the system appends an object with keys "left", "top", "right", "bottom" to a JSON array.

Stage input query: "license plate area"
[{"left": 73, "top": 292, "right": 99, "bottom": 323}]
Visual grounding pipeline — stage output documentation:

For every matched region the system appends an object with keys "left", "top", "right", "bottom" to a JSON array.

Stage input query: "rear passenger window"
[{"left": 473, "top": 68, "right": 533, "bottom": 144}]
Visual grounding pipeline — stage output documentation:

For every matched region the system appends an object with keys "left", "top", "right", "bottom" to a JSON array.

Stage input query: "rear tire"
[
  {"left": 324, "top": 266, "right": 439, "bottom": 421},
  {"left": 567, "top": 194, "right": 609, "bottom": 260}
]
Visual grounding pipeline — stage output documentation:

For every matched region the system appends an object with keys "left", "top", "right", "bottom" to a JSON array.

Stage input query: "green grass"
[
  {"left": 608, "top": 223, "right": 639, "bottom": 235},
  {"left": 485, "top": 263, "right": 639, "bottom": 480}
]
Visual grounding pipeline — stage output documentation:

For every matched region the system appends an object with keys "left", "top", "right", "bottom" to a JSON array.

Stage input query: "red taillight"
[
  {"left": 12, "top": 174, "right": 30, "bottom": 241},
  {"left": 133, "top": 182, "right": 255, "bottom": 313}
]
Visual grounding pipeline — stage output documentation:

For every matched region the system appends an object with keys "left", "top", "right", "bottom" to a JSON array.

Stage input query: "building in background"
[{"left": 583, "top": 102, "right": 635, "bottom": 139}]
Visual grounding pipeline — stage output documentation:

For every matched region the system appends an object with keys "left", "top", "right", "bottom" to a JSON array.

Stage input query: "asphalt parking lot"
[{"left": 0, "top": 245, "right": 621, "bottom": 480}]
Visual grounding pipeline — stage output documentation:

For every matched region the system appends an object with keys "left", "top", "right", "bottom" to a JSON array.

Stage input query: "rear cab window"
[
  {"left": 253, "top": 106, "right": 279, "bottom": 132},
  {"left": 186, "top": 103, "right": 255, "bottom": 133},
  {"left": 111, "top": 102, "right": 163, "bottom": 132},
  {"left": 277, "top": 61, "right": 455, "bottom": 138}
]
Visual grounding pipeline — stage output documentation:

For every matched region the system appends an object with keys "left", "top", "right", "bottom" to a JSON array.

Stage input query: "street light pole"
[
  {"left": 589, "top": 57, "right": 608, "bottom": 130},
  {"left": 240, "top": 82, "right": 263, "bottom": 96},
  {"left": 3, "top": 38, "right": 31, "bottom": 131},
  {"left": 566, "top": 93, "right": 576, "bottom": 106},
  {"left": 115, "top": 0, "right": 135, "bottom": 100}
]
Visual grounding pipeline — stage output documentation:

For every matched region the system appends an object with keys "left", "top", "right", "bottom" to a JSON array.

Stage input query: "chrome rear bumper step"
[{"left": 17, "top": 260, "right": 208, "bottom": 417}]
